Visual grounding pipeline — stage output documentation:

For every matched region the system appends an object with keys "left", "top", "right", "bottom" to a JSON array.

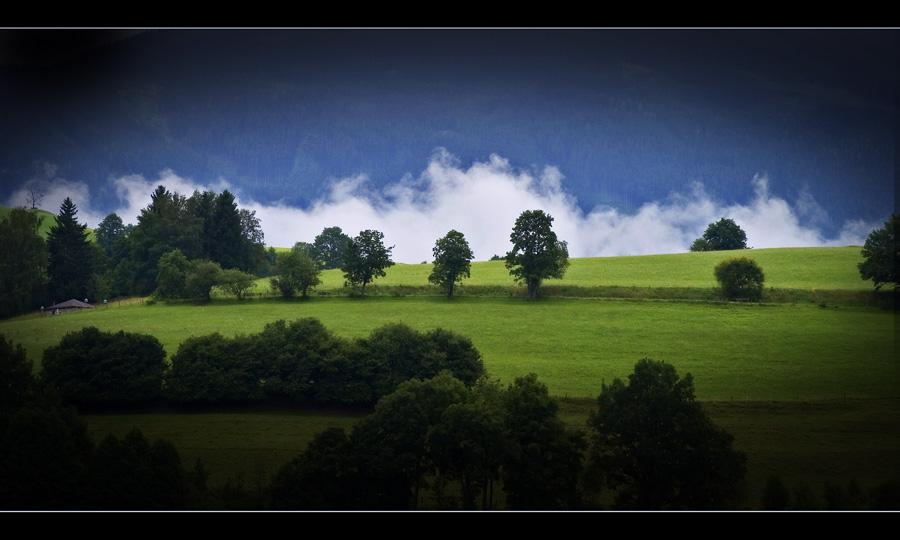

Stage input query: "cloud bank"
[{"left": 4, "top": 150, "right": 879, "bottom": 264}]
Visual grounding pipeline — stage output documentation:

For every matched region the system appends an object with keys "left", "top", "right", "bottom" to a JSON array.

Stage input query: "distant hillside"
[
  {"left": 0, "top": 206, "right": 56, "bottom": 237},
  {"left": 0, "top": 205, "right": 95, "bottom": 240}
]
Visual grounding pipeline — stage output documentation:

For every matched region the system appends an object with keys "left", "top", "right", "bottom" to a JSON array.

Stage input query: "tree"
[
  {"left": 24, "top": 182, "right": 45, "bottom": 210},
  {"left": 123, "top": 185, "right": 203, "bottom": 296},
  {"left": 185, "top": 260, "right": 222, "bottom": 302},
  {"left": 501, "top": 373, "right": 585, "bottom": 509},
  {"left": 429, "top": 230, "right": 474, "bottom": 297},
  {"left": 691, "top": 218, "right": 749, "bottom": 252},
  {"left": 206, "top": 190, "right": 244, "bottom": 270},
  {"left": 342, "top": 229, "right": 394, "bottom": 296},
  {"left": 314, "top": 226, "right": 352, "bottom": 270},
  {"left": 153, "top": 249, "right": 192, "bottom": 300},
  {"left": 95, "top": 213, "right": 125, "bottom": 257},
  {"left": 504, "top": 210, "right": 570, "bottom": 299},
  {"left": 714, "top": 256, "right": 765, "bottom": 301},
  {"left": 40, "top": 327, "right": 167, "bottom": 408},
  {"left": 858, "top": 213, "right": 899, "bottom": 291},
  {"left": 0, "top": 208, "right": 47, "bottom": 318},
  {"left": 0, "top": 333, "right": 35, "bottom": 417},
  {"left": 586, "top": 358, "right": 746, "bottom": 510},
  {"left": 270, "top": 249, "right": 321, "bottom": 298},
  {"left": 217, "top": 268, "right": 257, "bottom": 300},
  {"left": 47, "top": 197, "right": 96, "bottom": 302}
]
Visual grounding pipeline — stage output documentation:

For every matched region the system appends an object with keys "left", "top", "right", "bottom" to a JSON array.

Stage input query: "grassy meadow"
[{"left": 3, "top": 245, "right": 898, "bottom": 508}]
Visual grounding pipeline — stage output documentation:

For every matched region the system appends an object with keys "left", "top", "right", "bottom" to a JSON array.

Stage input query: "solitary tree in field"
[
  {"left": 691, "top": 218, "right": 749, "bottom": 252},
  {"left": 505, "top": 210, "right": 569, "bottom": 299},
  {"left": 429, "top": 230, "right": 474, "bottom": 297},
  {"left": 341, "top": 230, "right": 394, "bottom": 296},
  {"left": 714, "top": 256, "right": 765, "bottom": 301},
  {"left": 25, "top": 183, "right": 45, "bottom": 210},
  {"left": 858, "top": 213, "right": 899, "bottom": 291}
]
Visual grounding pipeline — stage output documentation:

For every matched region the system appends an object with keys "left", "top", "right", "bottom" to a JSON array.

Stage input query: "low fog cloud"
[{"left": 4, "top": 150, "right": 879, "bottom": 264}]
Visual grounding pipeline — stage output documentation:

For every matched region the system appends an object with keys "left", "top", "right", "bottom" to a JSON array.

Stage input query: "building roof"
[{"left": 47, "top": 299, "right": 95, "bottom": 310}]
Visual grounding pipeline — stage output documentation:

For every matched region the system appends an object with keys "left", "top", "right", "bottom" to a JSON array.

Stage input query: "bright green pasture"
[
  {"left": 4, "top": 295, "right": 895, "bottom": 401},
  {"left": 296, "top": 246, "right": 870, "bottom": 292},
  {"left": 0, "top": 206, "right": 58, "bottom": 238}
]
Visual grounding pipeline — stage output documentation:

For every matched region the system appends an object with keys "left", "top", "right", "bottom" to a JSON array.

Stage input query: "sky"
[
  {"left": 0, "top": 29, "right": 892, "bottom": 262},
  {"left": 4, "top": 148, "right": 879, "bottom": 263}
]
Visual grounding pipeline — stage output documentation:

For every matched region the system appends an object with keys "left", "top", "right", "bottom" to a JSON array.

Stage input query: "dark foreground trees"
[
  {"left": 505, "top": 210, "right": 570, "bottom": 299},
  {"left": 40, "top": 327, "right": 167, "bottom": 408},
  {"left": 714, "top": 256, "right": 765, "bottom": 301},
  {"left": 858, "top": 213, "right": 899, "bottom": 291},
  {"left": 268, "top": 372, "right": 584, "bottom": 510},
  {"left": 586, "top": 358, "right": 747, "bottom": 510},
  {"left": 164, "top": 319, "right": 484, "bottom": 406},
  {"left": 691, "top": 217, "right": 749, "bottom": 252}
]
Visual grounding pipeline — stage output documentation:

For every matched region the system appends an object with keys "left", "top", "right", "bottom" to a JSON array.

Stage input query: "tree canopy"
[
  {"left": 504, "top": 210, "right": 569, "bottom": 299},
  {"left": 586, "top": 358, "right": 746, "bottom": 509},
  {"left": 690, "top": 218, "right": 749, "bottom": 252},
  {"left": 429, "top": 230, "right": 473, "bottom": 297},
  {"left": 47, "top": 198, "right": 96, "bottom": 302},
  {"left": 341, "top": 229, "right": 394, "bottom": 296},
  {"left": 313, "top": 226, "right": 351, "bottom": 270},
  {"left": 858, "top": 213, "right": 899, "bottom": 291},
  {"left": 0, "top": 208, "right": 47, "bottom": 318},
  {"left": 270, "top": 248, "right": 321, "bottom": 298},
  {"left": 714, "top": 256, "right": 765, "bottom": 301},
  {"left": 40, "top": 327, "right": 167, "bottom": 408}
]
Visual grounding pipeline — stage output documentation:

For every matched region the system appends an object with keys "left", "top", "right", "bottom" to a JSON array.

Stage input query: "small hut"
[{"left": 46, "top": 299, "right": 95, "bottom": 315}]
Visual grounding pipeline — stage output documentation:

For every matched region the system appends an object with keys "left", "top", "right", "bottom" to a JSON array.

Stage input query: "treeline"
[
  {"left": 4, "top": 330, "right": 899, "bottom": 510},
  {"left": 37, "top": 319, "right": 484, "bottom": 409},
  {"left": 0, "top": 185, "right": 271, "bottom": 318}
]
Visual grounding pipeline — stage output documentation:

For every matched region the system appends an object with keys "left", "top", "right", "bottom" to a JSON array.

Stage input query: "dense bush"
[
  {"left": 40, "top": 327, "right": 166, "bottom": 408},
  {"left": 164, "top": 318, "right": 485, "bottom": 406},
  {"left": 714, "top": 256, "right": 765, "bottom": 301}
]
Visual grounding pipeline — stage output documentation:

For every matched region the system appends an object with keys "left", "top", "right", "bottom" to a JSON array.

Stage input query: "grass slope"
[{"left": 300, "top": 245, "right": 872, "bottom": 292}]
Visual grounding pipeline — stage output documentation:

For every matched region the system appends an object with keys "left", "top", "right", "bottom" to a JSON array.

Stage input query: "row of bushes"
[{"left": 38, "top": 320, "right": 485, "bottom": 409}]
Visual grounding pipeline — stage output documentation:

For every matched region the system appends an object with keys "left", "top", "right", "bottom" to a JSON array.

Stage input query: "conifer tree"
[{"left": 47, "top": 198, "right": 95, "bottom": 302}]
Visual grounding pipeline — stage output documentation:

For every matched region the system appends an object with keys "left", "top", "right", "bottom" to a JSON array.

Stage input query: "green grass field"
[{"left": 3, "top": 245, "right": 897, "bottom": 509}]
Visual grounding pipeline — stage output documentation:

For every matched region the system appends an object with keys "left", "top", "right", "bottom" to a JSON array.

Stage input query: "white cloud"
[{"left": 3, "top": 153, "right": 880, "bottom": 263}]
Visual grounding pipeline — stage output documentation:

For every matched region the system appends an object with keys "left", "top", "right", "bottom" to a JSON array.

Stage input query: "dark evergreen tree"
[
  {"left": 47, "top": 198, "right": 95, "bottom": 302},
  {"left": 207, "top": 190, "right": 244, "bottom": 270},
  {"left": 123, "top": 186, "right": 202, "bottom": 295},
  {"left": 95, "top": 212, "right": 125, "bottom": 257}
]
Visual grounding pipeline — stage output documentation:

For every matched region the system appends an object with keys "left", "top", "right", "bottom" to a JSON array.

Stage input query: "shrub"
[
  {"left": 40, "top": 327, "right": 166, "bottom": 408},
  {"left": 714, "top": 257, "right": 765, "bottom": 301}
]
